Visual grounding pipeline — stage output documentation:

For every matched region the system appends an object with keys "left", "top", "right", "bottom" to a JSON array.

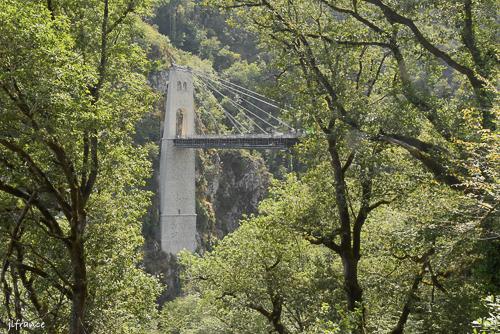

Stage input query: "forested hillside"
[{"left": 0, "top": 0, "right": 498, "bottom": 333}]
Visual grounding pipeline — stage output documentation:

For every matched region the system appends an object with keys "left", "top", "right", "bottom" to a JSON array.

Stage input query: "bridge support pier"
[{"left": 159, "top": 66, "right": 197, "bottom": 254}]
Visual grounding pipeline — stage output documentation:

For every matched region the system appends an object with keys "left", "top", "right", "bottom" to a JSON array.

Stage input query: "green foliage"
[
  {"left": 177, "top": 217, "right": 347, "bottom": 333},
  {"left": 161, "top": 0, "right": 498, "bottom": 332},
  {"left": 0, "top": 0, "right": 163, "bottom": 332},
  {"left": 153, "top": 0, "right": 258, "bottom": 69},
  {"left": 1, "top": 0, "right": 497, "bottom": 333}
]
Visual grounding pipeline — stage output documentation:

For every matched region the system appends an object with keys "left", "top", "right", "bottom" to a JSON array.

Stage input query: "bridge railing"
[
  {"left": 172, "top": 132, "right": 301, "bottom": 149},
  {"left": 175, "top": 131, "right": 302, "bottom": 139}
]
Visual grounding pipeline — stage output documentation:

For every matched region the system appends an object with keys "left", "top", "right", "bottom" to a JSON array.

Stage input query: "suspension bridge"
[{"left": 160, "top": 64, "right": 301, "bottom": 254}]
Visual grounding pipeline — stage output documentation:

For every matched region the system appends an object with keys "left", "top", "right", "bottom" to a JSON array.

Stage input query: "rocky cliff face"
[
  {"left": 196, "top": 149, "right": 271, "bottom": 250},
  {"left": 212, "top": 150, "right": 271, "bottom": 236}
]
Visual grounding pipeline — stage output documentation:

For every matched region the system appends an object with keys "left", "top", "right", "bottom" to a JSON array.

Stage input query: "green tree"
[
  {"left": 175, "top": 217, "right": 347, "bottom": 333},
  {"left": 201, "top": 0, "right": 498, "bottom": 331},
  {"left": 0, "top": 1, "right": 161, "bottom": 333}
]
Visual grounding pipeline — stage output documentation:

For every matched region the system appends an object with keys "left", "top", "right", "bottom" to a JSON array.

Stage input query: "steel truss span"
[{"left": 172, "top": 135, "right": 299, "bottom": 149}]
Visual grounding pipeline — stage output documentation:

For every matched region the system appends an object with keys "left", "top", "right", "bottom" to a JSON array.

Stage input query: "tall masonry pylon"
[{"left": 159, "top": 65, "right": 197, "bottom": 254}]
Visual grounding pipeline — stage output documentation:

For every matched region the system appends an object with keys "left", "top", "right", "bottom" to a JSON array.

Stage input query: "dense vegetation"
[{"left": 0, "top": 0, "right": 498, "bottom": 333}]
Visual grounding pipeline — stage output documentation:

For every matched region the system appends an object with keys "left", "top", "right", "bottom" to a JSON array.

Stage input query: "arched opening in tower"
[{"left": 176, "top": 109, "right": 185, "bottom": 137}]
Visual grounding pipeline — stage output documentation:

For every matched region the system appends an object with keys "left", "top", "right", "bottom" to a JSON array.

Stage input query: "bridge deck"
[{"left": 172, "top": 134, "right": 300, "bottom": 149}]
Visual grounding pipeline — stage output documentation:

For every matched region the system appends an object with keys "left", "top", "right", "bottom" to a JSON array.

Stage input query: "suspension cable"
[
  {"left": 204, "top": 78, "right": 266, "bottom": 134},
  {"left": 191, "top": 69, "right": 283, "bottom": 105},
  {"left": 201, "top": 77, "right": 269, "bottom": 134},
  {"left": 212, "top": 98, "right": 246, "bottom": 134},
  {"left": 193, "top": 71, "right": 283, "bottom": 110},
  {"left": 204, "top": 77, "right": 295, "bottom": 131},
  {"left": 197, "top": 79, "right": 248, "bottom": 134},
  {"left": 194, "top": 81, "right": 223, "bottom": 134}
]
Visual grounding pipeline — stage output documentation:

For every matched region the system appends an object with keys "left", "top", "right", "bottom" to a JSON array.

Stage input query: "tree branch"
[
  {"left": 0, "top": 139, "right": 72, "bottom": 217},
  {"left": 46, "top": 0, "right": 55, "bottom": 20},
  {"left": 304, "top": 234, "right": 341, "bottom": 254},
  {"left": 12, "top": 262, "right": 73, "bottom": 299},
  {"left": 389, "top": 40, "right": 453, "bottom": 141},
  {"left": 106, "top": 1, "right": 137, "bottom": 34},
  {"left": 0, "top": 182, "right": 68, "bottom": 244},
  {"left": 461, "top": 0, "right": 485, "bottom": 77},
  {"left": 353, "top": 162, "right": 374, "bottom": 260},
  {"left": 304, "top": 33, "right": 391, "bottom": 48},
  {"left": 342, "top": 151, "right": 355, "bottom": 174},
  {"left": 390, "top": 248, "right": 433, "bottom": 334},
  {"left": 367, "top": 199, "right": 392, "bottom": 212},
  {"left": 364, "top": 0, "right": 486, "bottom": 90},
  {"left": 320, "top": 0, "right": 387, "bottom": 35},
  {"left": 366, "top": 51, "right": 389, "bottom": 96},
  {"left": 377, "top": 134, "right": 464, "bottom": 190},
  {"left": 0, "top": 192, "right": 34, "bottom": 303}
]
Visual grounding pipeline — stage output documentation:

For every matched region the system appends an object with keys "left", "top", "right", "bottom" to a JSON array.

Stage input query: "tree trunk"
[
  {"left": 272, "top": 322, "right": 289, "bottom": 334},
  {"left": 69, "top": 236, "right": 87, "bottom": 334},
  {"left": 327, "top": 137, "right": 365, "bottom": 332},
  {"left": 341, "top": 251, "right": 363, "bottom": 311}
]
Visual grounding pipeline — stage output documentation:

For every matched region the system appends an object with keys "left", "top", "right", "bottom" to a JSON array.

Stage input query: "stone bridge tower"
[{"left": 159, "top": 65, "right": 196, "bottom": 254}]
